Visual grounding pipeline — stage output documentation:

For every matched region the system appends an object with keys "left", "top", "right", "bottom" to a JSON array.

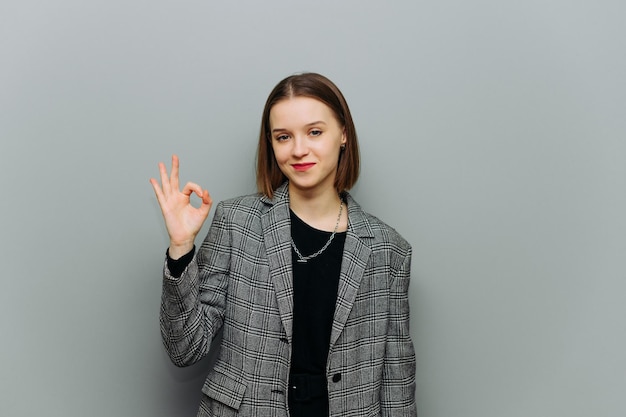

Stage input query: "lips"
[{"left": 292, "top": 163, "right": 316, "bottom": 172}]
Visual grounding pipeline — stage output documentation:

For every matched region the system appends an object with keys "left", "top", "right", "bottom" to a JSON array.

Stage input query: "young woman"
[{"left": 150, "top": 73, "right": 416, "bottom": 417}]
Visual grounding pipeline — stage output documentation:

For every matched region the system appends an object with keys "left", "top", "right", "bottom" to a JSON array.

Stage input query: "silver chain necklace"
[{"left": 291, "top": 199, "right": 344, "bottom": 263}]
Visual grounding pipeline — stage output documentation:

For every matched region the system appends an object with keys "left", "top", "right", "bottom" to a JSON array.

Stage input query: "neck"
[{"left": 288, "top": 185, "right": 346, "bottom": 232}]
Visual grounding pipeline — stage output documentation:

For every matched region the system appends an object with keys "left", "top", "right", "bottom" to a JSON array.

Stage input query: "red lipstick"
[{"left": 292, "top": 163, "right": 315, "bottom": 172}]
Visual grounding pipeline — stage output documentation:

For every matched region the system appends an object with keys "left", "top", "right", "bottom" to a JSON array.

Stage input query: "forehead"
[{"left": 269, "top": 96, "right": 338, "bottom": 128}]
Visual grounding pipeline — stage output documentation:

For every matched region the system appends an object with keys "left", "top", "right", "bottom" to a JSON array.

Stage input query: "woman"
[{"left": 150, "top": 73, "right": 416, "bottom": 416}]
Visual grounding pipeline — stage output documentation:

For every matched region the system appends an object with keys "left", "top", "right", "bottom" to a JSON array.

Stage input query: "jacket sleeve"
[
  {"left": 381, "top": 246, "right": 417, "bottom": 416},
  {"left": 159, "top": 202, "right": 231, "bottom": 367}
]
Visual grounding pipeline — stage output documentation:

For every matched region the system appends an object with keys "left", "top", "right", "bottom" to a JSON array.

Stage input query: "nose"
[{"left": 292, "top": 135, "right": 309, "bottom": 158}]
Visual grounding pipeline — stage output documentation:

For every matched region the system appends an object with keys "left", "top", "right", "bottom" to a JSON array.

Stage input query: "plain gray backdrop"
[{"left": 1, "top": 1, "right": 624, "bottom": 416}]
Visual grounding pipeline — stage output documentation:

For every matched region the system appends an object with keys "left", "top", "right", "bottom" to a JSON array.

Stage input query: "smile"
[{"left": 292, "top": 163, "right": 316, "bottom": 172}]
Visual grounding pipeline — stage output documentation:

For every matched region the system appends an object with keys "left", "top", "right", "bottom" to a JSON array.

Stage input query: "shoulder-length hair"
[{"left": 256, "top": 72, "right": 360, "bottom": 198}]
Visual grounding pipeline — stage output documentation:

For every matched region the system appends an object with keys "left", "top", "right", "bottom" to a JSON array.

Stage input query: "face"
[{"left": 269, "top": 96, "right": 347, "bottom": 196}]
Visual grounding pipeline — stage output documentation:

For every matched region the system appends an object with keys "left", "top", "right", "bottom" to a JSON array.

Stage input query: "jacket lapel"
[
  {"left": 329, "top": 193, "right": 373, "bottom": 349},
  {"left": 260, "top": 183, "right": 295, "bottom": 341}
]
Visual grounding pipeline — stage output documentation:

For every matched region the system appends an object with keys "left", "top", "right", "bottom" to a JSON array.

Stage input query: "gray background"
[{"left": 1, "top": 1, "right": 624, "bottom": 416}]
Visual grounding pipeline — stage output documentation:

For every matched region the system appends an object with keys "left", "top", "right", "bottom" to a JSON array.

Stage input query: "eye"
[
  {"left": 274, "top": 134, "right": 290, "bottom": 142},
  {"left": 309, "top": 129, "right": 322, "bottom": 137}
]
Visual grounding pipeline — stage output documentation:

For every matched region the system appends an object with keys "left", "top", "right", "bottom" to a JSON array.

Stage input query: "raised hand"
[{"left": 150, "top": 155, "right": 212, "bottom": 259}]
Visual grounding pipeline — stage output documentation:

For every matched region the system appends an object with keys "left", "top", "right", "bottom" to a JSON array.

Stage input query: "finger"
[
  {"left": 149, "top": 178, "right": 166, "bottom": 208},
  {"left": 170, "top": 154, "right": 180, "bottom": 191},
  {"left": 201, "top": 190, "right": 212, "bottom": 206},
  {"left": 158, "top": 161, "right": 171, "bottom": 196},
  {"left": 181, "top": 181, "right": 204, "bottom": 199},
  {"left": 198, "top": 190, "right": 213, "bottom": 217}
]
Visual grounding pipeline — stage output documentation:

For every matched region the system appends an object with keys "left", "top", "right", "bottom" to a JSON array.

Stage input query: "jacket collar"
[{"left": 260, "top": 182, "right": 374, "bottom": 239}]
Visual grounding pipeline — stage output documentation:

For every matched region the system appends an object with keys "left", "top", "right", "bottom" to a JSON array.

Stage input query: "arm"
[
  {"left": 159, "top": 203, "right": 231, "bottom": 367},
  {"left": 150, "top": 155, "right": 220, "bottom": 366},
  {"left": 381, "top": 246, "right": 417, "bottom": 416}
]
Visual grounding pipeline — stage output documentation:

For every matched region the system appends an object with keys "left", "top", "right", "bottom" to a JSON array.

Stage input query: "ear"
[{"left": 341, "top": 128, "right": 347, "bottom": 145}]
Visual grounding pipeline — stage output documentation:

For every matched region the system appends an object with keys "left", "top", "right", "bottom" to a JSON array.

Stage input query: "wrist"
[{"left": 168, "top": 241, "right": 195, "bottom": 260}]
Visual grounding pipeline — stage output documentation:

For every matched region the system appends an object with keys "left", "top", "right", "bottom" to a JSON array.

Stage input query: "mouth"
[{"left": 291, "top": 163, "right": 316, "bottom": 172}]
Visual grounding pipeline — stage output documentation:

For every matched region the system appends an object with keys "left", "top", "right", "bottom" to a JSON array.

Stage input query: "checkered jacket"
[{"left": 160, "top": 182, "right": 417, "bottom": 416}]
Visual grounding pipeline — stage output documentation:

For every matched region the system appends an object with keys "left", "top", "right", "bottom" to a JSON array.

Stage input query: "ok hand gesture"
[{"left": 150, "top": 155, "right": 212, "bottom": 259}]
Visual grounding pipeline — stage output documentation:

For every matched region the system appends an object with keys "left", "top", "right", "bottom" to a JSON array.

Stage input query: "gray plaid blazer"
[{"left": 160, "top": 182, "right": 416, "bottom": 416}]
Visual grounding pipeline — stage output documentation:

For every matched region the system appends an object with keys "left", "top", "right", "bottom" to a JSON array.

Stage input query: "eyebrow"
[{"left": 271, "top": 121, "right": 327, "bottom": 133}]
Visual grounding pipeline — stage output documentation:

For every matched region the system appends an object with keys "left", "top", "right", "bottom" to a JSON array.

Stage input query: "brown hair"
[{"left": 256, "top": 73, "right": 360, "bottom": 198}]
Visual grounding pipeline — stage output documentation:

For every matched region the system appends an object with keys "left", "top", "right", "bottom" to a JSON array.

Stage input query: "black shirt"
[{"left": 289, "top": 209, "right": 346, "bottom": 375}]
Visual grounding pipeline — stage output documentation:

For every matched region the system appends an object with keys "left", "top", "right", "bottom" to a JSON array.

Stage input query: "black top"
[{"left": 289, "top": 209, "right": 346, "bottom": 375}]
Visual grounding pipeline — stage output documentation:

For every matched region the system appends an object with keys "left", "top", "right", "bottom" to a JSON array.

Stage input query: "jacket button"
[{"left": 332, "top": 373, "right": 341, "bottom": 383}]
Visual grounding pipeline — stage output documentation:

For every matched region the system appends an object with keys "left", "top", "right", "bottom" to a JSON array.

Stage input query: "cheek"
[{"left": 271, "top": 145, "right": 287, "bottom": 164}]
